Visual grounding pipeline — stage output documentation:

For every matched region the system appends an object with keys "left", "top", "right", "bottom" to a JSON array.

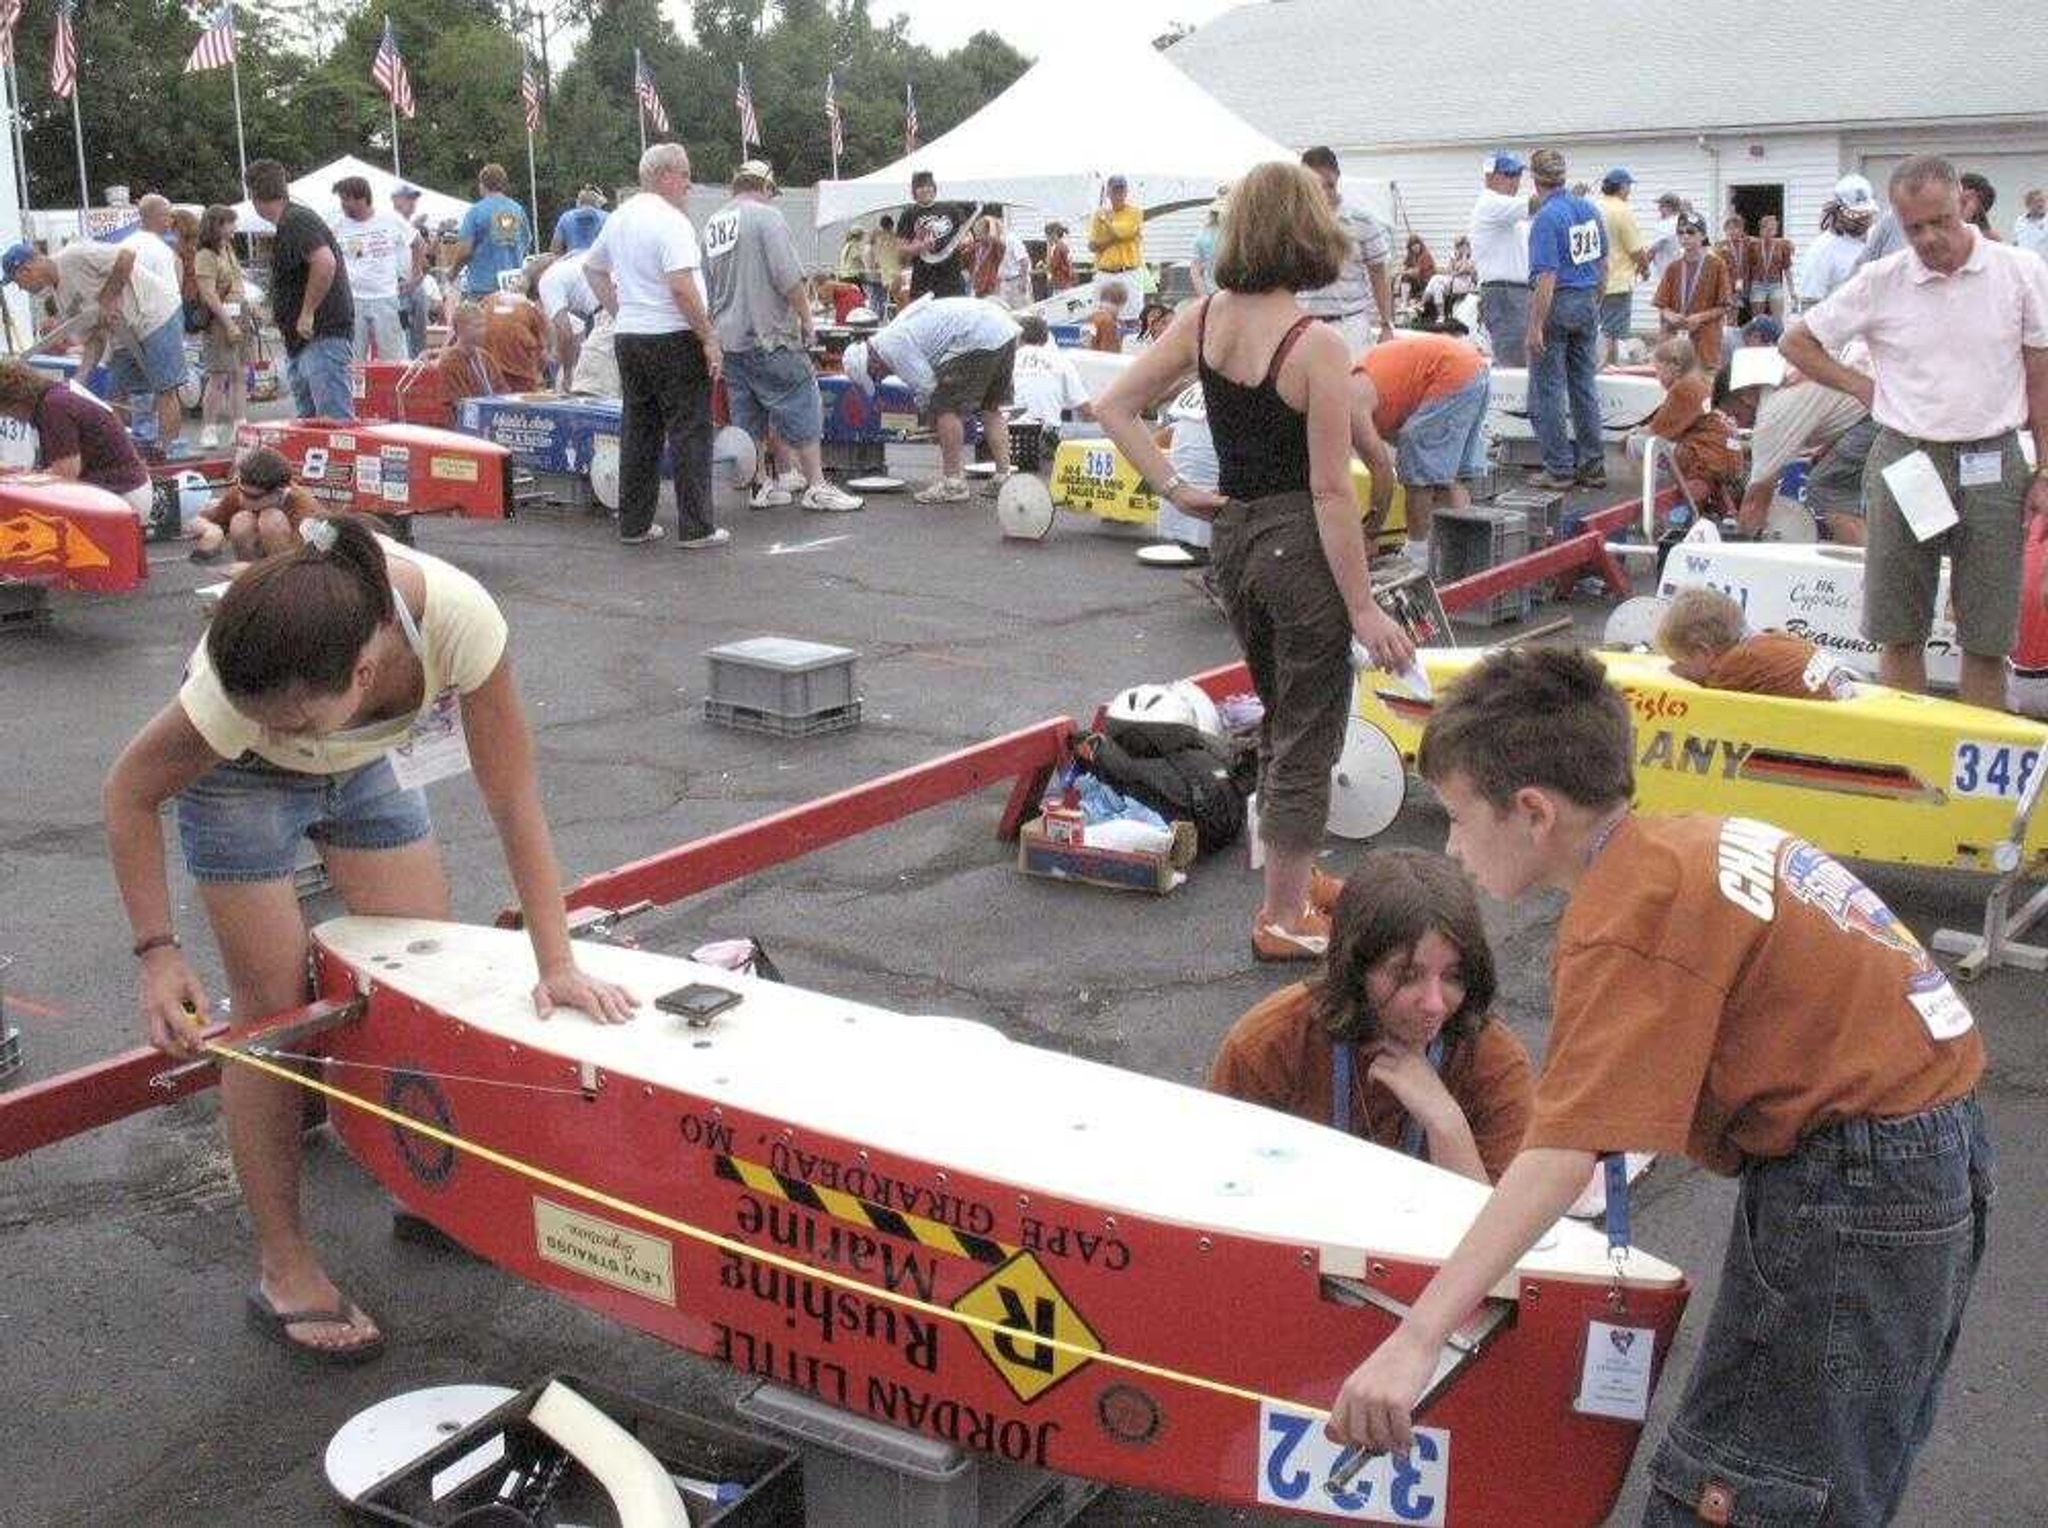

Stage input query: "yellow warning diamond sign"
[{"left": 952, "top": 1250, "right": 1102, "bottom": 1403}]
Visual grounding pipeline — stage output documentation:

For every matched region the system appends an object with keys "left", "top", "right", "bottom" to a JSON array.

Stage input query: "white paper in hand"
[
  {"left": 1880, "top": 450, "right": 1958, "bottom": 542},
  {"left": 1727, "top": 346, "right": 1786, "bottom": 392}
]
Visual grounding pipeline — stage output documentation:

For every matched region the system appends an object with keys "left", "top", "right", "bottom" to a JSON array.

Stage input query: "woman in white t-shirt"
[{"left": 104, "top": 514, "right": 634, "bottom": 1362}]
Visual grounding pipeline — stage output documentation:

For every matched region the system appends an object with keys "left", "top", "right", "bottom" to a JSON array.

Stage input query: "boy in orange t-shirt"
[
  {"left": 1639, "top": 335, "right": 1744, "bottom": 520},
  {"left": 1327, "top": 648, "right": 1989, "bottom": 1527},
  {"left": 1349, "top": 333, "right": 1492, "bottom": 568},
  {"left": 1655, "top": 587, "right": 1854, "bottom": 699},
  {"left": 188, "top": 446, "right": 322, "bottom": 563}
]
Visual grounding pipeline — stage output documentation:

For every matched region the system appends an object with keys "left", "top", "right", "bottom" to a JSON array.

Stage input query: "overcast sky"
[{"left": 665, "top": 2, "right": 1246, "bottom": 59}]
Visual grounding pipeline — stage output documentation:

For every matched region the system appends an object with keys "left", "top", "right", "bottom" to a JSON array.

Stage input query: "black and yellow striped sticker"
[{"left": 715, "top": 1153, "right": 1012, "bottom": 1266}]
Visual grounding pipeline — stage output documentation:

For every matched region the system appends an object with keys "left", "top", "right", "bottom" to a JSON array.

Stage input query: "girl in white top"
[{"left": 104, "top": 514, "right": 634, "bottom": 1361}]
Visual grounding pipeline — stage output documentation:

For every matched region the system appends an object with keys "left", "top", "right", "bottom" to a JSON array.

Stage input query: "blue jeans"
[
  {"left": 1530, "top": 283, "right": 1602, "bottom": 475},
  {"left": 287, "top": 334, "right": 357, "bottom": 420},
  {"left": 1642, "top": 1095, "right": 1992, "bottom": 1526}
]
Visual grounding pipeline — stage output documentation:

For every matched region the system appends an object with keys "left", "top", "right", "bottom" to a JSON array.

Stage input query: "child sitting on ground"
[
  {"left": 1655, "top": 586, "right": 1852, "bottom": 699},
  {"left": 1637, "top": 335, "right": 1745, "bottom": 524},
  {"left": 188, "top": 446, "right": 322, "bottom": 564},
  {"left": 430, "top": 302, "right": 510, "bottom": 402}
]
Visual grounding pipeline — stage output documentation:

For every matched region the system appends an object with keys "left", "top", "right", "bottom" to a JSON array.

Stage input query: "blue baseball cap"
[
  {"left": 1602, "top": 167, "right": 1634, "bottom": 189},
  {"left": 392, "top": 183, "right": 422, "bottom": 200},
  {"left": 1485, "top": 151, "right": 1525, "bottom": 176},
  {"left": 1, "top": 242, "right": 35, "bottom": 282}
]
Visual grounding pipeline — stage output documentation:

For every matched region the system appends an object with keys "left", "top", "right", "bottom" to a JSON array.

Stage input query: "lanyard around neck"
[{"left": 1332, "top": 1034, "right": 1448, "bottom": 1159}]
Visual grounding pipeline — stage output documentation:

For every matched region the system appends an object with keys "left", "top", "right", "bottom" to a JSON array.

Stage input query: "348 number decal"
[
  {"left": 1950, "top": 741, "right": 2040, "bottom": 801},
  {"left": 1256, "top": 1404, "right": 1449, "bottom": 1525}
]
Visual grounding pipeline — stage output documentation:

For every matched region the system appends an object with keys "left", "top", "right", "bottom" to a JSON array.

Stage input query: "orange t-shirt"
[
  {"left": 481, "top": 297, "right": 548, "bottom": 392},
  {"left": 1207, "top": 983, "right": 1534, "bottom": 1182},
  {"left": 434, "top": 346, "right": 508, "bottom": 402},
  {"left": 1528, "top": 816, "right": 1983, "bottom": 1175},
  {"left": 1647, "top": 372, "right": 1744, "bottom": 485},
  {"left": 1085, "top": 309, "right": 1121, "bottom": 353},
  {"left": 196, "top": 482, "right": 321, "bottom": 533},
  {"left": 1703, "top": 631, "right": 1841, "bottom": 700},
  {"left": 1354, "top": 334, "right": 1487, "bottom": 437},
  {"left": 1652, "top": 252, "right": 1733, "bottom": 370}
]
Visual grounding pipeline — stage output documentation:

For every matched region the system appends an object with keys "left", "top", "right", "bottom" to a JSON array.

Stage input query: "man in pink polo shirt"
[{"left": 1783, "top": 155, "right": 2048, "bottom": 710}]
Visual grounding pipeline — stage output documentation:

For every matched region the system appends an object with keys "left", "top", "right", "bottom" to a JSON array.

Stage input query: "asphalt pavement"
[{"left": 0, "top": 454, "right": 2040, "bottom": 1527}]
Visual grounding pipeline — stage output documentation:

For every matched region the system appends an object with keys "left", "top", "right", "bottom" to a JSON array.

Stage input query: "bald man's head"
[{"left": 137, "top": 194, "right": 172, "bottom": 233}]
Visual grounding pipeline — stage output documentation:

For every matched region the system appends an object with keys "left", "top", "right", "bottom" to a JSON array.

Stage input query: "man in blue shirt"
[
  {"left": 1523, "top": 147, "right": 1609, "bottom": 489},
  {"left": 550, "top": 186, "right": 609, "bottom": 255},
  {"left": 451, "top": 162, "right": 533, "bottom": 299}
]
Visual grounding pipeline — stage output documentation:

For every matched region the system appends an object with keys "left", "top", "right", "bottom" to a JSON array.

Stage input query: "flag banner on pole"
[
  {"left": 736, "top": 63, "right": 760, "bottom": 148},
  {"left": 635, "top": 51, "right": 669, "bottom": 134},
  {"left": 521, "top": 54, "right": 541, "bottom": 135},
  {"left": 184, "top": 4, "right": 236, "bottom": 72},
  {"left": 904, "top": 83, "right": 918, "bottom": 153},
  {"left": 373, "top": 17, "right": 415, "bottom": 119},
  {"left": 50, "top": 0, "right": 79, "bottom": 99},
  {"left": 0, "top": 0, "right": 23, "bottom": 68},
  {"left": 825, "top": 71, "right": 843, "bottom": 165}
]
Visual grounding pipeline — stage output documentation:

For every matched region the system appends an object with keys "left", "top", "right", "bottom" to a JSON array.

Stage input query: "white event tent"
[
  {"left": 814, "top": 40, "right": 1389, "bottom": 232},
  {"left": 230, "top": 155, "right": 473, "bottom": 234}
]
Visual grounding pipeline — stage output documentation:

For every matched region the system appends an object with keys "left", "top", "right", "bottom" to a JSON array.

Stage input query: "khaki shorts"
[
  {"left": 1862, "top": 426, "right": 2027, "bottom": 656},
  {"left": 929, "top": 340, "right": 1017, "bottom": 417}
]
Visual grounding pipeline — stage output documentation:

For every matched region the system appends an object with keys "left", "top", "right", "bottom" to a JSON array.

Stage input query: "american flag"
[
  {"left": 635, "top": 51, "right": 668, "bottom": 135},
  {"left": 824, "top": 72, "right": 843, "bottom": 169},
  {"left": 373, "top": 17, "right": 415, "bottom": 120},
  {"left": 184, "top": 4, "right": 237, "bottom": 73},
  {"left": 520, "top": 54, "right": 541, "bottom": 135},
  {"left": 0, "top": 0, "right": 21, "bottom": 69},
  {"left": 49, "top": 0, "right": 79, "bottom": 100},
  {"left": 903, "top": 83, "right": 919, "bottom": 153},
  {"left": 735, "top": 64, "right": 760, "bottom": 148}
]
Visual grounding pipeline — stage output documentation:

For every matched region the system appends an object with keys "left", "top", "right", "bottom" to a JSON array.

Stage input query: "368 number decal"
[
  {"left": 1950, "top": 741, "right": 2040, "bottom": 801},
  {"left": 1256, "top": 1404, "right": 1449, "bottom": 1525}
]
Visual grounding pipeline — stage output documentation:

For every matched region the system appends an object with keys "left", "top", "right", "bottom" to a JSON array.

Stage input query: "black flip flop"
[{"left": 244, "top": 1286, "right": 386, "bottom": 1367}]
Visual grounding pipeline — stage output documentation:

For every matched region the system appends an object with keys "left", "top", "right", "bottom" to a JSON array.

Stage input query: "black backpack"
[{"left": 1077, "top": 718, "right": 1253, "bottom": 856}]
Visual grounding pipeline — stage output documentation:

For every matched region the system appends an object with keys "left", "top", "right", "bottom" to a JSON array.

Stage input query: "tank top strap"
[
  {"left": 1195, "top": 294, "right": 1215, "bottom": 374},
  {"left": 1262, "top": 314, "right": 1317, "bottom": 389}
]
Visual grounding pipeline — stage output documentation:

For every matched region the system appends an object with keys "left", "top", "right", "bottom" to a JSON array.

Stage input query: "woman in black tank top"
[{"left": 1096, "top": 163, "right": 1414, "bottom": 964}]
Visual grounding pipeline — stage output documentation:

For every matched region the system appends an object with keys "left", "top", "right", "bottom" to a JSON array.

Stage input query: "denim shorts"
[
  {"left": 175, "top": 755, "right": 433, "bottom": 883},
  {"left": 723, "top": 345, "right": 824, "bottom": 445},
  {"left": 107, "top": 314, "right": 189, "bottom": 396},
  {"left": 1598, "top": 289, "right": 1636, "bottom": 341},
  {"left": 1396, "top": 372, "right": 1491, "bottom": 486},
  {"left": 1643, "top": 1094, "right": 1992, "bottom": 1526}
]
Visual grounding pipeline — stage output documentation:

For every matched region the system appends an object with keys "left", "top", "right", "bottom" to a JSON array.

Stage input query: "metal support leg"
[{"left": 1932, "top": 762, "right": 2047, "bottom": 979}]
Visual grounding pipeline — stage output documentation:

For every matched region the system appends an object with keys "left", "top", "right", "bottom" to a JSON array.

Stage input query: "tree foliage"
[{"left": 11, "top": 0, "right": 1029, "bottom": 223}]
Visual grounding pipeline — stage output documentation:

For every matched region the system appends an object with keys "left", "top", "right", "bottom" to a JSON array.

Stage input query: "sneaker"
[
  {"left": 1252, "top": 906, "right": 1333, "bottom": 963},
  {"left": 620, "top": 524, "right": 668, "bottom": 545},
  {"left": 1526, "top": 470, "right": 1578, "bottom": 491},
  {"left": 1308, "top": 866, "right": 1346, "bottom": 915},
  {"left": 980, "top": 466, "right": 1017, "bottom": 498},
  {"left": 913, "top": 477, "right": 971, "bottom": 504},
  {"left": 774, "top": 469, "right": 808, "bottom": 493},
  {"left": 677, "top": 527, "right": 732, "bottom": 549},
  {"left": 749, "top": 482, "right": 793, "bottom": 509},
  {"left": 1575, "top": 463, "right": 1609, "bottom": 488},
  {"left": 800, "top": 482, "right": 865, "bottom": 513}
]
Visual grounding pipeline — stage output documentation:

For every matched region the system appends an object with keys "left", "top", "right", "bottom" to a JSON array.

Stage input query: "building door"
[{"left": 1728, "top": 183, "right": 1785, "bottom": 233}]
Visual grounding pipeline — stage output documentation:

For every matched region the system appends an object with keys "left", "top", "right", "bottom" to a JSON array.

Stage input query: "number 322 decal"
[{"left": 1257, "top": 1404, "right": 1449, "bottom": 1525}]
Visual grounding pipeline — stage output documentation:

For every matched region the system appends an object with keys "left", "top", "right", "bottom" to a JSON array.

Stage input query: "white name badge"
[
  {"left": 1573, "top": 1320, "right": 1655, "bottom": 1421},
  {"left": 1957, "top": 448, "right": 2003, "bottom": 488},
  {"left": 1907, "top": 973, "right": 1975, "bottom": 1042},
  {"left": 386, "top": 689, "right": 471, "bottom": 790},
  {"left": 1880, "top": 450, "right": 1958, "bottom": 542},
  {"left": 223, "top": 302, "right": 243, "bottom": 318}
]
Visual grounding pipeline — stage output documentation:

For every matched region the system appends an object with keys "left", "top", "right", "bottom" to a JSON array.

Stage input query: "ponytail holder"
[{"left": 301, "top": 518, "right": 338, "bottom": 554}]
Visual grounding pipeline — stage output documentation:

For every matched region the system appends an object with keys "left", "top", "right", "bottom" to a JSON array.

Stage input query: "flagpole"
[
  {"left": 634, "top": 48, "right": 646, "bottom": 155},
  {"left": 4, "top": 57, "right": 28, "bottom": 217},
  {"left": 69, "top": 82, "right": 89, "bottom": 236},
  {"left": 227, "top": 50, "right": 249, "bottom": 190},
  {"left": 525, "top": 125, "right": 539, "bottom": 243},
  {"left": 390, "top": 95, "right": 402, "bottom": 180}
]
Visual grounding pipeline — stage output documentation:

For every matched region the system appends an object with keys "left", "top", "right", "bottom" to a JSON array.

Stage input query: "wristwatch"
[{"left": 1159, "top": 472, "right": 1187, "bottom": 500}]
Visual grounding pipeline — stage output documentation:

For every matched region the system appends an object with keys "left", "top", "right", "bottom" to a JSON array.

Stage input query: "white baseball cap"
[{"left": 1833, "top": 173, "right": 1877, "bottom": 209}]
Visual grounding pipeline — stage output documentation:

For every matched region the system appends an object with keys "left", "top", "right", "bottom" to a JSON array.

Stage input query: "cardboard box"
[{"left": 1015, "top": 815, "right": 1192, "bottom": 895}]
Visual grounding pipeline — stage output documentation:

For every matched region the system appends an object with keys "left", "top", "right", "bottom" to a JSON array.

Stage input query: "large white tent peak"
[
  {"left": 231, "top": 156, "right": 473, "bottom": 235},
  {"left": 815, "top": 40, "right": 1382, "bottom": 229}
]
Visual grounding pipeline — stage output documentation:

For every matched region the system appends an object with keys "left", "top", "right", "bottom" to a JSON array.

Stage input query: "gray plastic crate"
[
  {"left": 735, "top": 1382, "right": 1068, "bottom": 1528},
  {"left": 704, "top": 698, "right": 863, "bottom": 737},
  {"left": 1489, "top": 485, "right": 1566, "bottom": 545},
  {"left": 707, "top": 636, "right": 859, "bottom": 718},
  {"left": 1432, "top": 506, "right": 1532, "bottom": 627}
]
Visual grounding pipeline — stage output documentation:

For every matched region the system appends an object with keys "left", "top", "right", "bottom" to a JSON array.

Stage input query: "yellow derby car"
[
  {"left": 1352, "top": 648, "right": 2045, "bottom": 875},
  {"left": 1048, "top": 435, "right": 1409, "bottom": 548}
]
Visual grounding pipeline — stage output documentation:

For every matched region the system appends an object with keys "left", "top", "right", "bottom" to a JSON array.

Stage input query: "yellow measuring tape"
[{"left": 209, "top": 1040, "right": 1336, "bottom": 1423}]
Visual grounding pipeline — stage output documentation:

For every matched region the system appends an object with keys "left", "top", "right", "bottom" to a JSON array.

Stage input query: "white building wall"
[
  {"left": 1840, "top": 122, "right": 2048, "bottom": 238},
  {"left": 1337, "top": 130, "right": 1842, "bottom": 330}
]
